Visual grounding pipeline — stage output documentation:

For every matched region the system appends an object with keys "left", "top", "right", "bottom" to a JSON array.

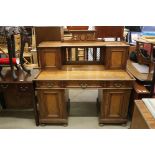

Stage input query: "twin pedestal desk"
[
  {"left": 0, "top": 41, "right": 135, "bottom": 126},
  {"left": 33, "top": 41, "right": 135, "bottom": 126}
]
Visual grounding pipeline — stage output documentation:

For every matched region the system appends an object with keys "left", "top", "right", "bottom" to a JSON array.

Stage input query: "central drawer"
[{"left": 63, "top": 80, "right": 102, "bottom": 88}]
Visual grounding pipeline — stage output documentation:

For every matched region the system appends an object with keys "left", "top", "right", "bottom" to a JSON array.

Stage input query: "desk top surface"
[
  {"left": 127, "top": 60, "right": 152, "bottom": 82},
  {"left": 35, "top": 70, "right": 134, "bottom": 81},
  {"left": 38, "top": 41, "right": 129, "bottom": 48},
  {"left": 135, "top": 100, "right": 155, "bottom": 129},
  {"left": 135, "top": 37, "right": 155, "bottom": 44}
]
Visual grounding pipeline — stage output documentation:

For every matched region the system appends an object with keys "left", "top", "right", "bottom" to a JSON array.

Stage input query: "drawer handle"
[
  {"left": 19, "top": 86, "right": 28, "bottom": 91},
  {"left": 113, "top": 83, "right": 122, "bottom": 88},
  {"left": 47, "top": 83, "right": 54, "bottom": 88},
  {"left": 80, "top": 83, "right": 87, "bottom": 89},
  {"left": 0, "top": 84, "right": 8, "bottom": 89}
]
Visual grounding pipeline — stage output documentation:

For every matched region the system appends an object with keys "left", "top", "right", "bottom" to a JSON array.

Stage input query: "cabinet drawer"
[
  {"left": 101, "top": 81, "right": 133, "bottom": 88},
  {"left": 17, "top": 83, "right": 33, "bottom": 92},
  {"left": 0, "top": 83, "right": 10, "bottom": 90},
  {"left": 36, "top": 81, "right": 63, "bottom": 88},
  {"left": 64, "top": 80, "right": 102, "bottom": 88}
]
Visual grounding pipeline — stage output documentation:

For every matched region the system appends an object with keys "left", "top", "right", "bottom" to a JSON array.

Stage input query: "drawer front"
[
  {"left": 101, "top": 81, "right": 133, "bottom": 88},
  {"left": 0, "top": 83, "right": 10, "bottom": 90},
  {"left": 36, "top": 81, "right": 63, "bottom": 88},
  {"left": 0, "top": 83, "right": 34, "bottom": 109},
  {"left": 64, "top": 81, "right": 102, "bottom": 88},
  {"left": 17, "top": 83, "right": 33, "bottom": 92}
]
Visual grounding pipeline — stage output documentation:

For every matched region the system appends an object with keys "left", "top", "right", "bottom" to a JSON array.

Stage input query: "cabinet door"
[
  {"left": 105, "top": 47, "right": 128, "bottom": 69},
  {"left": 37, "top": 89, "right": 67, "bottom": 122},
  {"left": 100, "top": 89, "right": 131, "bottom": 119},
  {"left": 1, "top": 83, "right": 18, "bottom": 109},
  {"left": 38, "top": 48, "right": 61, "bottom": 69},
  {"left": 16, "top": 84, "right": 34, "bottom": 108}
]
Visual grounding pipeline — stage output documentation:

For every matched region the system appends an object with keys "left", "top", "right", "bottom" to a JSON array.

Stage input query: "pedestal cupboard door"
[
  {"left": 37, "top": 89, "right": 66, "bottom": 120},
  {"left": 101, "top": 89, "right": 131, "bottom": 119}
]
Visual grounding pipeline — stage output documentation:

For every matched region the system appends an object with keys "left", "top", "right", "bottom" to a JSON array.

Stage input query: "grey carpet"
[{"left": 70, "top": 102, "right": 98, "bottom": 117}]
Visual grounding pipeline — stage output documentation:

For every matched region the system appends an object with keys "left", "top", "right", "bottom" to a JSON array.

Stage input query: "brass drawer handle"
[
  {"left": 113, "top": 83, "right": 122, "bottom": 88},
  {"left": 47, "top": 82, "right": 54, "bottom": 88},
  {"left": 0, "top": 84, "right": 8, "bottom": 89},
  {"left": 80, "top": 83, "right": 87, "bottom": 89}
]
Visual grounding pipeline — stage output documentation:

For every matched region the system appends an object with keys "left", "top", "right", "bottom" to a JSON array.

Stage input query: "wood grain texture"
[
  {"left": 105, "top": 47, "right": 128, "bottom": 69},
  {"left": 130, "top": 100, "right": 155, "bottom": 129},
  {"left": 37, "top": 89, "right": 68, "bottom": 124},
  {"left": 95, "top": 26, "right": 124, "bottom": 39},
  {"left": 127, "top": 60, "right": 153, "bottom": 82},
  {"left": 35, "top": 27, "right": 64, "bottom": 45},
  {"left": 99, "top": 89, "right": 131, "bottom": 124},
  {"left": 38, "top": 48, "right": 61, "bottom": 69},
  {"left": 35, "top": 70, "right": 134, "bottom": 81},
  {"left": 38, "top": 41, "right": 129, "bottom": 48},
  {"left": 0, "top": 68, "right": 40, "bottom": 110}
]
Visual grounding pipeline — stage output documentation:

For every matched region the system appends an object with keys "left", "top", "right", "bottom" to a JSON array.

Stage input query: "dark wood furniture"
[
  {"left": 95, "top": 26, "right": 124, "bottom": 40},
  {"left": 130, "top": 100, "right": 155, "bottom": 129},
  {"left": 34, "top": 39, "right": 134, "bottom": 126},
  {"left": 67, "top": 30, "right": 96, "bottom": 41},
  {"left": 127, "top": 60, "right": 154, "bottom": 118},
  {"left": 134, "top": 38, "right": 155, "bottom": 73},
  {"left": 35, "top": 27, "right": 64, "bottom": 46},
  {"left": 0, "top": 68, "right": 40, "bottom": 125},
  {"left": 129, "top": 82, "right": 150, "bottom": 117},
  {"left": 67, "top": 26, "right": 89, "bottom": 30}
]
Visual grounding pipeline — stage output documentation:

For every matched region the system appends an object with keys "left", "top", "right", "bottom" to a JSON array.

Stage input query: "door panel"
[
  {"left": 100, "top": 89, "right": 131, "bottom": 120},
  {"left": 38, "top": 89, "right": 65, "bottom": 120}
]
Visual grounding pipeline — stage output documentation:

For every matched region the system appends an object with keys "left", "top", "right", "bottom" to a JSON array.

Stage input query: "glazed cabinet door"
[
  {"left": 99, "top": 89, "right": 131, "bottom": 124},
  {"left": 37, "top": 89, "right": 67, "bottom": 124}
]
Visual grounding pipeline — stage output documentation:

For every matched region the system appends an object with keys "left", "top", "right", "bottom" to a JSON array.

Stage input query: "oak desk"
[
  {"left": 130, "top": 100, "right": 155, "bottom": 129},
  {"left": 34, "top": 41, "right": 134, "bottom": 126}
]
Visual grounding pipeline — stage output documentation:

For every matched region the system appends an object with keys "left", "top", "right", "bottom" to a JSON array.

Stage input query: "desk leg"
[{"left": 32, "top": 91, "right": 39, "bottom": 126}]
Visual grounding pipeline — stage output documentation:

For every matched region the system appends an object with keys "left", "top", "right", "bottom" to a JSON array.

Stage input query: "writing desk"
[{"left": 34, "top": 41, "right": 134, "bottom": 126}]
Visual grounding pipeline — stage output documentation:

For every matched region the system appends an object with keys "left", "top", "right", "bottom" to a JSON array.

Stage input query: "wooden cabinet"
[
  {"left": 37, "top": 89, "right": 68, "bottom": 125},
  {"left": 99, "top": 89, "right": 131, "bottom": 124},
  {"left": 38, "top": 47, "right": 62, "bottom": 69},
  {"left": 0, "top": 69, "right": 40, "bottom": 126},
  {"left": 105, "top": 47, "right": 128, "bottom": 69},
  {"left": 130, "top": 100, "right": 155, "bottom": 129},
  {"left": 0, "top": 83, "right": 33, "bottom": 109}
]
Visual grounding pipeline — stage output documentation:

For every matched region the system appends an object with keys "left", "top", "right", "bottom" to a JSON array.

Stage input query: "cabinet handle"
[
  {"left": 19, "top": 86, "right": 28, "bottom": 91},
  {"left": 80, "top": 83, "right": 87, "bottom": 89},
  {"left": 113, "top": 83, "right": 122, "bottom": 88},
  {"left": 47, "top": 83, "right": 54, "bottom": 88},
  {"left": 0, "top": 84, "right": 8, "bottom": 89}
]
